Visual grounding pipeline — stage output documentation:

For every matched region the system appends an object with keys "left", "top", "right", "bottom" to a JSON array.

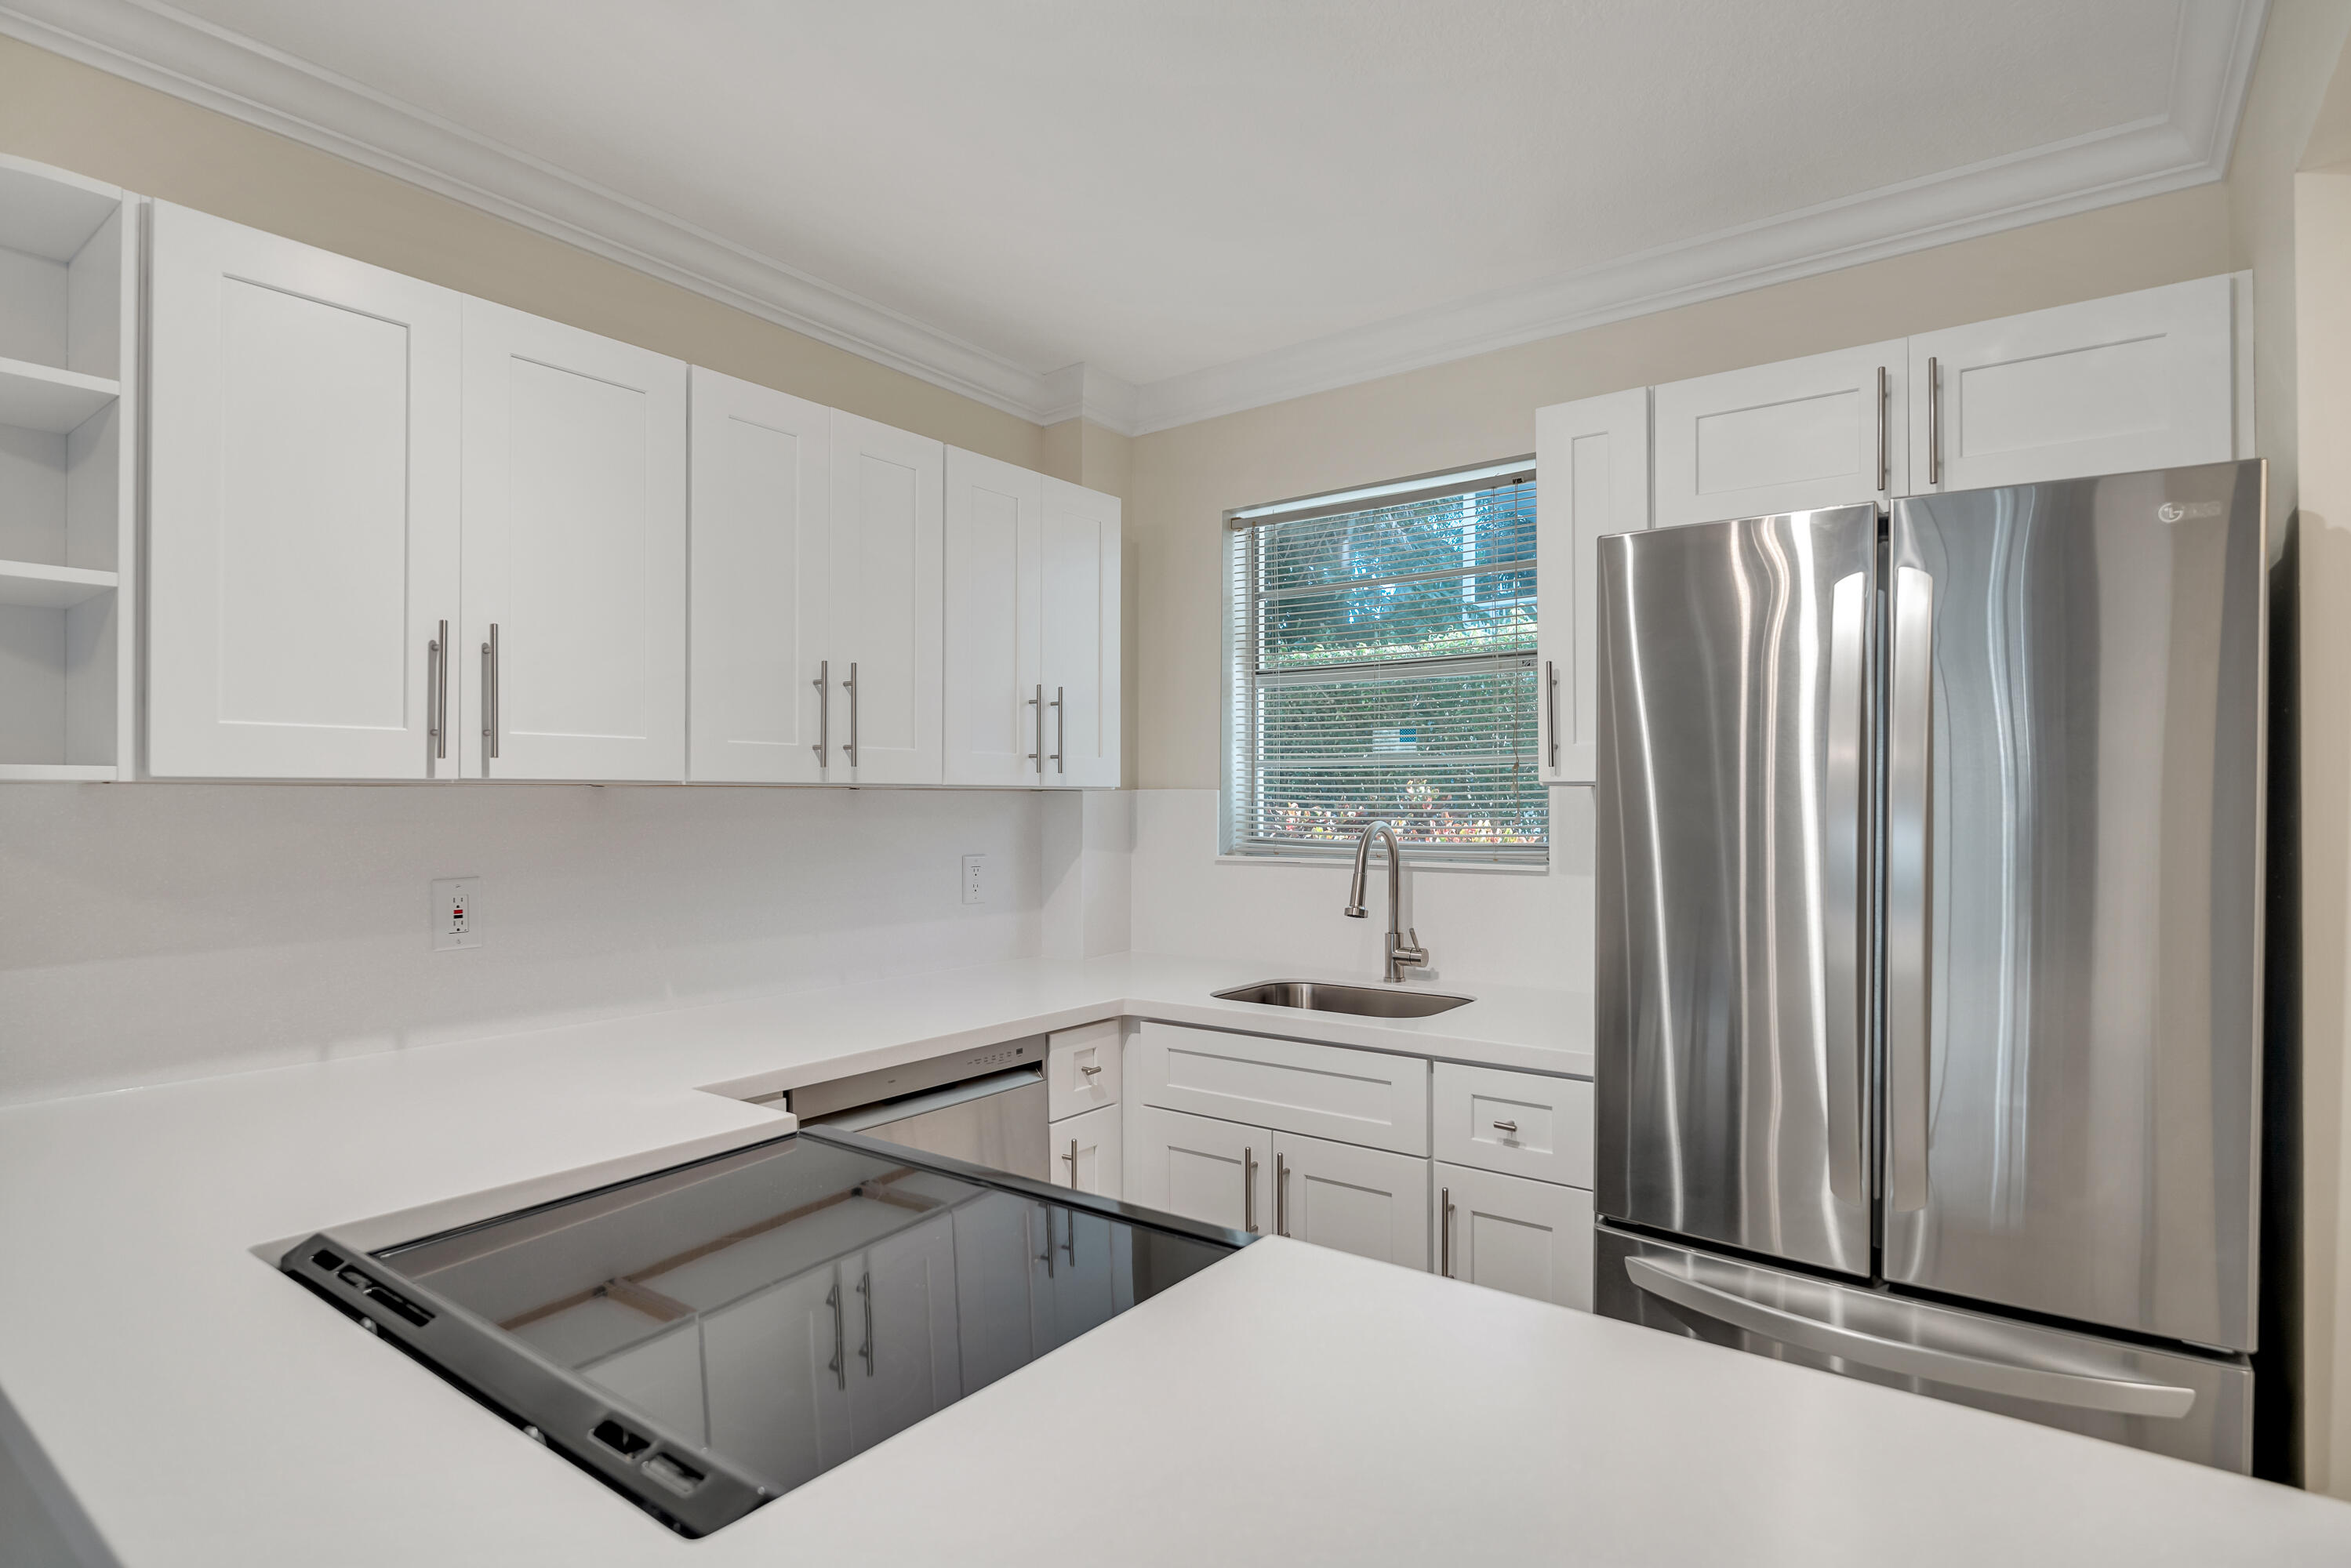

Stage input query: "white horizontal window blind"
[{"left": 1226, "top": 462, "right": 1545, "bottom": 863}]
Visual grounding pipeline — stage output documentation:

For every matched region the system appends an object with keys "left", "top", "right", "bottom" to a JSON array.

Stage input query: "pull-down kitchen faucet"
[{"left": 1344, "top": 819, "right": 1430, "bottom": 984}]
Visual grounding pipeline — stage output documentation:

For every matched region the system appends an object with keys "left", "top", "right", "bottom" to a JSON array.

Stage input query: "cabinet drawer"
[
  {"left": 1047, "top": 1019, "right": 1121, "bottom": 1120},
  {"left": 1134, "top": 1022, "right": 1429, "bottom": 1156},
  {"left": 1432, "top": 1062, "right": 1592, "bottom": 1187}
]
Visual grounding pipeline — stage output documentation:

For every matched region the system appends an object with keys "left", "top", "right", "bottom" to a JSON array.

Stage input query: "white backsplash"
[
  {"left": 1125, "top": 788, "right": 1593, "bottom": 991},
  {"left": 0, "top": 782, "right": 1044, "bottom": 1106}
]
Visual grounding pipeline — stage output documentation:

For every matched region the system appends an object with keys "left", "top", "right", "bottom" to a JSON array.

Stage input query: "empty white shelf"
[
  {"left": 0, "top": 559, "right": 117, "bottom": 609},
  {"left": 0, "top": 155, "right": 121, "bottom": 262},
  {"left": 0, "top": 358, "right": 119, "bottom": 435}
]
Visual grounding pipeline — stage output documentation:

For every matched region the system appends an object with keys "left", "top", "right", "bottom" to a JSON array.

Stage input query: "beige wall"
[{"left": 0, "top": 35, "right": 1045, "bottom": 467}]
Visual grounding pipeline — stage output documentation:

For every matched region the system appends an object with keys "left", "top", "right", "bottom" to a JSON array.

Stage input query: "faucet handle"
[{"left": 1394, "top": 927, "right": 1430, "bottom": 967}]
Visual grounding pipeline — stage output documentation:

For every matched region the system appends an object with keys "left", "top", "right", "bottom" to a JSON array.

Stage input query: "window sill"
[{"left": 1213, "top": 853, "right": 1550, "bottom": 877}]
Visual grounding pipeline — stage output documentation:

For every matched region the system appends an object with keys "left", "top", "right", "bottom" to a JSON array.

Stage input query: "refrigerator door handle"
[
  {"left": 1623, "top": 1258, "right": 2196, "bottom": 1419},
  {"left": 1823, "top": 572, "right": 1869, "bottom": 1205},
  {"left": 1886, "top": 566, "right": 1935, "bottom": 1213}
]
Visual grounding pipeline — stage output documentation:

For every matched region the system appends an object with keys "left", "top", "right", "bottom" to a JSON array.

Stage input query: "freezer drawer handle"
[{"left": 1623, "top": 1258, "right": 2196, "bottom": 1419}]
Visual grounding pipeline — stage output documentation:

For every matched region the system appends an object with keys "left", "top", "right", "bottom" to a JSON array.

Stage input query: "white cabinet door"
[
  {"left": 700, "top": 1261, "right": 849, "bottom": 1488},
  {"left": 828, "top": 411, "right": 943, "bottom": 784},
  {"left": 1048, "top": 1102, "right": 1122, "bottom": 1200},
  {"left": 1126, "top": 1105, "right": 1268, "bottom": 1236},
  {"left": 943, "top": 446, "right": 1041, "bottom": 786},
  {"left": 687, "top": 366, "right": 830, "bottom": 783},
  {"left": 1908, "top": 274, "right": 2240, "bottom": 493},
  {"left": 1272, "top": 1131, "right": 1429, "bottom": 1270},
  {"left": 1652, "top": 341, "right": 1904, "bottom": 528},
  {"left": 846, "top": 1214, "right": 961, "bottom": 1453},
  {"left": 1534, "top": 388, "right": 1649, "bottom": 783},
  {"left": 461, "top": 299, "right": 686, "bottom": 780},
  {"left": 147, "top": 202, "right": 461, "bottom": 779},
  {"left": 1039, "top": 476, "right": 1121, "bottom": 788},
  {"left": 1435, "top": 1162, "right": 1593, "bottom": 1311}
]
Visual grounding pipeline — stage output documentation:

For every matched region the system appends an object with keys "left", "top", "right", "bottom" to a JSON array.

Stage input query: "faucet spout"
[{"left": 1341, "top": 820, "right": 1430, "bottom": 983}]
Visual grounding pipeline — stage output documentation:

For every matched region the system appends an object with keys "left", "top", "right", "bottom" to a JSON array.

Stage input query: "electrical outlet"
[
  {"left": 431, "top": 877, "right": 482, "bottom": 950},
  {"left": 961, "top": 855, "right": 987, "bottom": 905}
]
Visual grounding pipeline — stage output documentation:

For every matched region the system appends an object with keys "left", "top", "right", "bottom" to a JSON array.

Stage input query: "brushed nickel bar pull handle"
[
  {"left": 1887, "top": 567, "right": 1936, "bottom": 1212},
  {"left": 1875, "top": 365, "right": 1888, "bottom": 493},
  {"left": 1623, "top": 1258, "right": 2194, "bottom": 1418},
  {"left": 1062, "top": 1191, "right": 1077, "bottom": 1264},
  {"left": 1051, "top": 685, "right": 1065, "bottom": 775},
  {"left": 1037, "top": 1205, "right": 1056, "bottom": 1279},
  {"left": 1546, "top": 660, "right": 1561, "bottom": 769},
  {"left": 428, "top": 621, "right": 448, "bottom": 761},
  {"left": 812, "top": 659, "right": 830, "bottom": 764},
  {"left": 1080, "top": 1063, "right": 1102, "bottom": 1077},
  {"left": 1244, "top": 1146, "right": 1258, "bottom": 1235},
  {"left": 1928, "top": 355, "right": 1942, "bottom": 486},
  {"left": 1275, "top": 1153, "right": 1289, "bottom": 1237},
  {"left": 1027, "top": 683, "right": 1044, "bottom": 775},
  {"left": 841, "top": 662, "right": 859, "bottom": 767},
  {"left": 826, "top": 1279, "right": 845, "bottom": 1390},
  {"left": 1492, "top": 1120, "right": 1518, "bottom": 1134},
  {"left": 1441, "top": 1187, "right": 1455, "bottom": 1277},
  {"left": 481, "top": 623, "right": 501, "bottom": 764},
  {"left": 856, "top": 1268, "right": 874, "bottom": 1376},
  {"left": 1063, "top": 1138, "right": 1077, "bottom": 1183}
]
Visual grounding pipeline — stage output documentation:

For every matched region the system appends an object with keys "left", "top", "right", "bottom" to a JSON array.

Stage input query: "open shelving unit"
[{"left": 0, "top": 154, "right": 136, "bottom": 782}]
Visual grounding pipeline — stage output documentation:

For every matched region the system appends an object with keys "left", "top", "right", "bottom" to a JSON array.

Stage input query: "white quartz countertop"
[{"left": 4, "top": 952, "right": 2346, "bottom": 1565}]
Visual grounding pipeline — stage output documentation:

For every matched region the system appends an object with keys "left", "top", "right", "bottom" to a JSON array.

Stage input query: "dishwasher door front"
[{"left": 812, "top": 1064, "right": 1051, "bottom": 1180}]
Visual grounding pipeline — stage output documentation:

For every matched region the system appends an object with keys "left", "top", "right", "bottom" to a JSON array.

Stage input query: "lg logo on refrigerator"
[{"left": 2157, "top": 501, "right": 2222, "bottom": 523}]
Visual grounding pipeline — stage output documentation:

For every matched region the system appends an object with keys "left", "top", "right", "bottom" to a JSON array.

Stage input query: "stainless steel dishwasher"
[{"left": 781, "top": 1038, "right": 1050, "bottom": 1180}]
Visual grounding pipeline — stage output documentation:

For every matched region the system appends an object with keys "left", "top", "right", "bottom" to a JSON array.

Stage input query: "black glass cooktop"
[{"left": 282, "top": 1127, "right": 1245, "bottom": 1537}]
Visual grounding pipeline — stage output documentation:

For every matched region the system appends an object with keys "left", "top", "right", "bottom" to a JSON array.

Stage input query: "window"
[{"left": 1225, "top": 459, "right": 1545, "bottom": 865}]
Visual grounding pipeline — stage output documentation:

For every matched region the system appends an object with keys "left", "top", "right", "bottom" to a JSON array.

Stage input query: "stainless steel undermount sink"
[{"left": 1212, "top": 980, "right": 1473, "bottom": 1018}]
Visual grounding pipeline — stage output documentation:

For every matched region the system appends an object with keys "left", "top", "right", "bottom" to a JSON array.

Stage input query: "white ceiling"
[{"left": 0, "top": 2, "right": 2266, "bottom": 431}]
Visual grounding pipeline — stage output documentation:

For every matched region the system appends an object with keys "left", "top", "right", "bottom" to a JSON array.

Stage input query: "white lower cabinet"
[
  {"left": 1434, "top": 1162, "right": 1594, "bottom": 1311},
  {"left": 1127, "top": 1105, "right": 1267, "bottom": 1236},
  {"left": 1048, "top": 1102, "right": 1121, "bottom": 1200},
  {"left": 1272, "top": 1130, "right": 1429, "bottom": 1270}
]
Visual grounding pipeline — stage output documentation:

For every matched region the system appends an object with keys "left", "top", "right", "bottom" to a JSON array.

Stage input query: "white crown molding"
[
  {"left": 0, "top": 0, "right": 2266, "bottom": 440},
  {"left": 1126, "top": 0, "right": 2269, "bottom": 433},
  {"left": 0, "top": 0, "right": 1096, "bottom": 425}
]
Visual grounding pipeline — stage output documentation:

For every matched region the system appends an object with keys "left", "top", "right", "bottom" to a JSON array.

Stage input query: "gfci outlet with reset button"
[{"left": 431, "top": 878, "right": 482, "bottom": 950}]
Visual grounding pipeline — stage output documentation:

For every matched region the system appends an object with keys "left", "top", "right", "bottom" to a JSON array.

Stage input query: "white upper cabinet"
[
  {"left": 687, "top": 366, "right": 832, "bottom": 783},
  {"left": 1534, "top": 388, "right": 1649, "bottom": 785},
  {"left": 828, "top": 411, "right": 943, "bottom": 785},
  {"left": 1039, "top": 476, "right": 1121, "bottom": 788},
  {"left": 147, "top": 201, "right": 462, "bottom": 779},
  {"left": 1652, "top": 340, "right": 1905, "bottom": 528},
  {"left": 1907, "top": 274, "right": 2242, "bottom": 493},
  {"left": 461, "top": 299, "right": 686, "bottom": 780},
  {"left": 943, "top": 452, "right": 1121, "bottom": 788},
  {"left": 943, "top": 446, "right": 1041, "bottom": 786}
]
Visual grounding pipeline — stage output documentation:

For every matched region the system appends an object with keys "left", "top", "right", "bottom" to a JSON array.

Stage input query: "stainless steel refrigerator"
[{"left": 1591, "top": 459, "right": 2267, "bottom": 1472}]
